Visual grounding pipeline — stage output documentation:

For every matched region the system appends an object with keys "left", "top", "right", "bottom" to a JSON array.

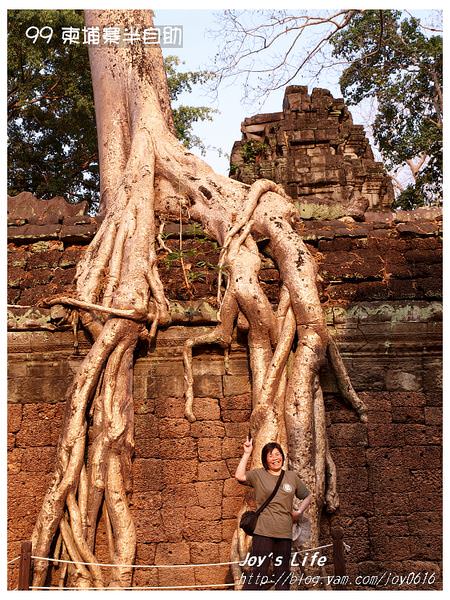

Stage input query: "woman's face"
[{"left": 266, "top": 448, "right": 283, "bottom": 472}]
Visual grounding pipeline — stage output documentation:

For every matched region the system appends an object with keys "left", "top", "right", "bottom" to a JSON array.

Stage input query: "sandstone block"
[
  {"left": 328, "top": 422, "right": 368, "bottom": 448},
  {"left": 192, "top": 397, "right": 221, "bottom": 420},
  {"left": 183, "top": 520, "right": 222, "bottom": 542},
  {"left": 223, "top": 375, "right": 251, "bottom": 397},
  {"left": 155, "top": 541, "right": 190, "bottom": 565},
  {"left": 158, "top": 418, "right": 190, "bottom": 439},
  {"left": 373, "top": 492, "right": 410, "bottom": 518},
  {"left": 133, "top": 458, "right": 163, "bottom": 492},
  {"left": 190, "top": 542, "right": 220, "bottom": 565},
  {"left": 161, "top": 484, "right": 198, "bottom": 507},
  {"left": 195, "top": 481, "right": 224, "bottom": 507},
  {"left": 222, "top": 437, "right": 244, "bottom": 460},
  {"left": 222, "top": 518, "right": 238, "bottom": 542},
  {"left": 190, "top": 421, "right": 225, "bottom": 439},
  {"left": 7, "top": 404, "right": 22, "bottom": 433},
  {"left": 424, "top": 407, "right": 442, "bottom": 425},
  {"left": 194, "top": 565, "right": 230, "bottom": 587},
  {"left": 197, "top": 460, "right": 229, "bottom": 481},
  {"left": 407, "top": 512, "right": 441, "bottom": 536},
  {"left": 152, "top": 397, "right": 184, "bottom": 418},
  {"left": 368, "top": 515, "right": 409, "bottom": 537},
  {"left": 222, "top": 496, "right": 243, "bottom": 519},
  {"left": 408, "top": 535, "right": 442, "bottom": 561},
  {"left": 193, "top": 375, "right": 223, "bottom": 398},
  {"left": 147, "top": 375, "right": 184, "bottom": 398},
  {"left": 220, "top": 393, "right": 251, "bottom": 410},
  {"left": 368, "top": 466, "right": 411, "bottom": 493},
  {"left": 162, "top": 460, "right": 197, "bottom": 485},
  {"left": 224, "top": 422, "right": 249, "bottom": 439},
  {"left": 337, "top": 467, "right": 369, "bottom": 492},
  {"left": 189, "top": 505, "right": 222, "bottom": 521},
  {"left": 160, "top": 506, "right": 186, "bottom": 542},
  {"left": 158, "top": 568, "right": 196, "bottom": 588},
  {"left": 198, "top": 437, "right": 222, "bottom": 461},
  {"left": 223, "top": 477, "right": 246, "bottom": 498},
  {"left": 371, "top": 536, "right": 412, "bottom": 561}
]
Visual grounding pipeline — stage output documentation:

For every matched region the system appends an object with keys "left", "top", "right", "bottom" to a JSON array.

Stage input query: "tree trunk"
[{"left": 31, "top": 9, "right": 366, "bottom": 589}]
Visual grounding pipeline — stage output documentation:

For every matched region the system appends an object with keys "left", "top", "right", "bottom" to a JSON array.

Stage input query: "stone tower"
[{"left": 230, "top": 86, "right": 394, "bottom": 220}]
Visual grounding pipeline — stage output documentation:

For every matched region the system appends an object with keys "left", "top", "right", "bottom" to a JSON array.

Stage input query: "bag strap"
[{"left": 255, "top": 470, "right": 285, "bottom": 516}]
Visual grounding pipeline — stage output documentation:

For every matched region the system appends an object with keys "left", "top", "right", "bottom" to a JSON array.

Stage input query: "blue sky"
[
  {"left": 153, "top": 7, "right": 443, "bottom": 176},
  {"left": 155, "top": 9, "right": 343, "bottom": 175}
]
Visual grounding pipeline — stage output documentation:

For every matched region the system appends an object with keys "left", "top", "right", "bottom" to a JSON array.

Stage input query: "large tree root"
[{"left": 30, "top": 9, "right": 367, "bottom": 590}]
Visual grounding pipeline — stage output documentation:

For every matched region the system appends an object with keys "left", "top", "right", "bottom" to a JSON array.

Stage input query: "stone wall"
[{"left": 7, "top": 192, "right": 442, "bottom": 590}]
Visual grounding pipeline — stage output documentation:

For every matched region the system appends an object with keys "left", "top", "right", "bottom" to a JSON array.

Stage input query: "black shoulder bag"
[{"left": 240, "top": 470, "right": 285, "bottom": 536}]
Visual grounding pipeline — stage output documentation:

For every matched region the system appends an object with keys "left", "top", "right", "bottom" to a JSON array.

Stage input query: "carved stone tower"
[{"left": 230, "top": 86, "right": 394, "bottom": 220}]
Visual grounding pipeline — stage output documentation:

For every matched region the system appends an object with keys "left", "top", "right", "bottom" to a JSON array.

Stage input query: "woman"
[{"left": 235, "top": 437, "right": 311, "bottom": 590}]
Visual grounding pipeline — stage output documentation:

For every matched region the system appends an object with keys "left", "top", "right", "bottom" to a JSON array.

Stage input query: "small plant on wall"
[{"left": 241, "top": 140, "right": 269, "bottom": 164}]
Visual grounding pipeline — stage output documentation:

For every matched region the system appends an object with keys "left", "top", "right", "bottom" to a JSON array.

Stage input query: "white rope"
[
  {"left": 7, "top": 556, "right": 21, "bottom": 565},
  {"left": 31, "top": 555, "right": 241, "bottom": 569},
  {"left": 31, "top": 543, "right": 335, "bottom": 570},
  {"left": 31, "top": 582, "right": 236, "bottom": 590},
  {"left": 296, "top": 543, "right": 333, "bottom": 553}
]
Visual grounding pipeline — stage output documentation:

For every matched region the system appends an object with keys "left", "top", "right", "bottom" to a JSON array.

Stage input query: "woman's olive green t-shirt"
[{"left": 245, "top": 468, "right": 310, "bottom": 539}]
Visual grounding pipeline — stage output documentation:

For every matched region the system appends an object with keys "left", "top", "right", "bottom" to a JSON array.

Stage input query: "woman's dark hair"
[{"left": 261, "top": 442, "right": 285, "bottom": 470}]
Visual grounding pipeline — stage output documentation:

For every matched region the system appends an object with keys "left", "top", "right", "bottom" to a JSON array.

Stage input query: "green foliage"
[
  {"left": 8, "top": 12, "right": 216, "bottom": 211},
  {"left": 165, "top": 56, "right": 217, "bottom": 154},
  {"left": 331, "top": 10, "right": 442, "bottom": 207},
  {"left": 240, "top": 140, "right": 269, "bottom": 164},
  {"left": 8, "top": 10, "right": 98, "bottom": 207}
]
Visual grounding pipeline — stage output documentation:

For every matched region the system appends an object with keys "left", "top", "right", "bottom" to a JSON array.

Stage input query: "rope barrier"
[
  {"left": 30, "top": 542, "right": 335, "bottom": 571},
  {"left": 31, "top": 582, "right": 236, "bottom": 591},
  {"left": 31, "top": 555, "right": 241, "bottom": 569},
  {"left": 7, "top": 556, "right": 21, "bottom": 565}
]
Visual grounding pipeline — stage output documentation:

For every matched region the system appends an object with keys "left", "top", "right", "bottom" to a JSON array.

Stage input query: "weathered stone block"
[
  {"left": 190, "top": 541, "right": 220, "bottom": 564},
  {"left": 155, "top": 541, "right": 190, "bottom": 565},
  {"left": 189, "top": 505, "right": 222, "bottom": 521},
  {"left": 7, "top": 404, "right": 22, "bottom": 433},
  {"left": 368, "top": 466, "right": 411, "bottom": 493},
  {"left": 223, "top": 375, "right": 251, "bottom": 397},
  {"left": 223, "top": 480, "right": 247, "bottom": 503},
  {"left": 190, "top": 420, "right": 225, "bottom": 439},
  {"left": 372, "top": 492, "right": 410, "bottom": 515},
  {"left": 192, "top": 375, "right": 223, "bottom": 398},
  {"left": 133, "top": 458, "right": 163, "bottom": 492},
  {"left": 371, "top": 536, "right": 412, "bottom": 561},
  {"left": 197, "top": 460, "right": 229, "bottom": 481},
  {"left": 197, "top": 437, "right": 222, "bottom": 461},
  {"left": 219, "top": 393, "right": 251, "bottom": 411},
  {"left": 368, "top": 515, "right": 409, "bottom": 537},
  {"left": 222, "top": 496, "right": 243, "bottom": 519},
  {"left": 328, "top": 422, "right": 368, "bottom": 447},
  {"left": 183, "top": 520, "right": 223, "bottom": 542},
  {"left": 162, "top": 460, "right": 197, "bottom": 485},
  {"left": 407, "top": 512, "right": 441, "bottom": 536},
  {"left": 160, "top": 506, "right": 187, "bottom": 541},
  {"left": 222, "top": 518, "right": 238, "bottom": 542},
  {"left": 224, "top": 423, "right": 249, "bottom": 439},
  {"left": 222, "top": 437, "right": 244, "bottom": 460},
  {"left": 195, "top": 481, "right": 223, "bottom": 507},
  {"left": 192, "top": 397, "right": 221, "bottom": 420},
  {"left": 221, "top": 409, "right": 251, "bottom": 423},
  {"left": 147, "top": 376, "right": 184, "bottom": 398},
  {"left": 158, "top": 418, "right": 190, "bottom": 439}
]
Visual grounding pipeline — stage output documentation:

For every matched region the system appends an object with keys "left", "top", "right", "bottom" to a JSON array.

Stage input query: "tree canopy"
[
  {"left": 210, "top": 9, "right": 443, "bottom": 208},
  {"left": 330, "top": 10, "right": 442, "bottom": 208},
  {"left": 7, "top": 9, "right": 216, "bottom": 211}
]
